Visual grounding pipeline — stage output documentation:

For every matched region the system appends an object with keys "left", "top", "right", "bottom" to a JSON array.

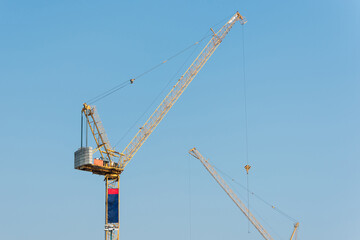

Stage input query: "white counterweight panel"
[{"left": 74, "top": 147, "right": 93, "bottom": 168}]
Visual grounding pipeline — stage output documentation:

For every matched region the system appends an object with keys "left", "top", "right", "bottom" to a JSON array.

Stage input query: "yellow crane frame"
[
  {"left": 76, "top": 12, "right": 246, "bottom": 240},
  {"left": 79, "top": 11, "right": 246, "bottom": 175}
]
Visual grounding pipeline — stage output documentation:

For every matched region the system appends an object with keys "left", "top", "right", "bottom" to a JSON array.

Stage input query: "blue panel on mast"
[{"left": 108, "top": 188, "right": 119, "bottom": 223}]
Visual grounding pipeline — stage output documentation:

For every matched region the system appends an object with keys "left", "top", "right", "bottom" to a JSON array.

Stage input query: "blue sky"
[{"left": 0, "top": 1, "right": 359, "bottom": 240}]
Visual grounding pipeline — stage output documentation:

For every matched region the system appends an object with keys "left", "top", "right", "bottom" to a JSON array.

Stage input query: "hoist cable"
[
  {"left": 113, "top": 37, "right": 204, "bottom": 148},
  {"left": 88, "top": 81, "right": 130, "bottom": 104},
  {"left": 133, "top": 34, "right": 211, "bottom": 80},
  {"left": 86, "top": 34, "right": 212, "bottom": 104},
  {"left": 240, "top": 23, "right": 251, "bottom": 233},
  {"left": 188, "top": 153, "right": 192, "bottom": 240},
  {"left": 242, "top": 26, "right": 249, "bottom": 162},
  {"left": 86, "top": 14, "right": 232, "bottom": 105},
  {"left": 218, "top": 170, "right": 286, "bottom": 240},
  {"left": 111, "top": 15, "right": 239, "bottom": 147},
  {"left": 248, "top": 206, "right": 286, "bottom": 240},
  {"left": 81, "top": 112, "right": 83, "bottom": 148},
  {"left": 212, "top": 13, "right": 236, "bottom": 28},
  {"left": 210, "top": 166, "right": 286, "bottom": 240},
  {"left": 213, "top": 165, "right": 298, "bottom": 223},
  {"left": 246, "top": 170, "right": 250, "bottom": 232}
]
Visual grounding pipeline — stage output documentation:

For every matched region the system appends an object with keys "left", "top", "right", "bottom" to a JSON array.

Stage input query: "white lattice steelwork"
[
  {"left": 82, "top": 103, "right": 122, "bottom": 166},
  {"left": 189, "top": 147, "right": 274, "bottom": 240},
  {"left": 92, "top": 106, "right": 113, "bottom": 153}
]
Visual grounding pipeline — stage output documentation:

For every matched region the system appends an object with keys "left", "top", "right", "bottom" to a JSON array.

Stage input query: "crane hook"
[{"left": 244, "top": 164, "right": 251, "bottom": 174}]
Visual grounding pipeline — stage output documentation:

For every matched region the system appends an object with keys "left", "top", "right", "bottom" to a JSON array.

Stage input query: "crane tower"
[{"left": 74, "top": 12, "right": 247, "bottom": 240}]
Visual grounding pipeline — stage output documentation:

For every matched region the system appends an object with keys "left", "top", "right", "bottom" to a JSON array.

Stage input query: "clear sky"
[{"left": 0, "top": 1, "right": 359, "bottom": 240}]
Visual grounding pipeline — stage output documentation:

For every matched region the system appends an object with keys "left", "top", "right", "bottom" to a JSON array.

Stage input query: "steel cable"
[
  {"left": 86, "top": 14, "right": 232, "bottom": 104},
  {"left": 213, "top": 165, "right": 298, "bottom": 223},
  {"left": 86, "top": 34, "right": 212, "bottom": 104},
  {"left": 113, "top": 35, "right": 205, "bottom": 148}
]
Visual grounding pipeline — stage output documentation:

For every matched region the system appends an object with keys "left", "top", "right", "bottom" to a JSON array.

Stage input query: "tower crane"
[
  {"left": 74, "top": 12, "right": 247, "bottom": 240},
  {"left": 189, "top": 147, "right": 299, "bottom": 240}
]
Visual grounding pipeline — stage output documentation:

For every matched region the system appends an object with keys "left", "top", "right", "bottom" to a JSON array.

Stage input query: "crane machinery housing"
[
  {"left": 189, "top": 147, "right": 299, "bottom": 240},
  {"left": 74, "top": 12, "right": 247, "bottom": 240}
]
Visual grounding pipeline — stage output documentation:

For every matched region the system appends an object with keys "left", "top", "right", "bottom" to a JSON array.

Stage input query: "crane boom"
[
  {"left": 118, "top": 12, "right": 246, "bottom": 170},
  {"left": 290, "top": 222, "right": 299, "bottom": 240},
  {"left": 189, "top": 147, "right": 274, "bottom": 240}
]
